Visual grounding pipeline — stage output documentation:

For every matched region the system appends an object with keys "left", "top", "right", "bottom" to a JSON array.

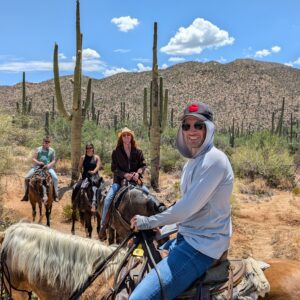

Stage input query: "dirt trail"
[
  {"left": 2, "top": 174, "right": 300, "bottom": 261},
  {"left": 2, "top": 174, "right": 99, "bottom": 239}
]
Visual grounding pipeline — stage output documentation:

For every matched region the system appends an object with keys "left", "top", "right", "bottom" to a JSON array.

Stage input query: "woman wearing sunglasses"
[
  {"left": 71, "top": 143, "right": 102, "bottom": 212},
  {"left": 99, "top": 127, "right": 149, "bottom": 241},
  {"left": 130, "top": 102, "right": 234, "bottom": 300}
]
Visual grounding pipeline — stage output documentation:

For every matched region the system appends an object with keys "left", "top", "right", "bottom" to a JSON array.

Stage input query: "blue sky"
[{"left": 1, "top": 0, "right": 300, "bottom": 85}]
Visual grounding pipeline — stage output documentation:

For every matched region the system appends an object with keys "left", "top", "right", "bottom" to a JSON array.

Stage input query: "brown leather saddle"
[{"left": 175, "top": 257, "right": 246, "bottom": 300}]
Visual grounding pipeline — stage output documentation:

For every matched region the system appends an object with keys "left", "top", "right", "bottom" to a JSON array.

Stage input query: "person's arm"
[
  {"left": 32, "top": 149, "right": 44, "bottom": 166},
  {"left": 131, "top": 158, "right": 227, "bottom": 230},
  {"left": 132, "top": 150, "right": 146, "bottom": 182},
  {"left": 46, "top": 150, "right": 56, "bottom": 169}
]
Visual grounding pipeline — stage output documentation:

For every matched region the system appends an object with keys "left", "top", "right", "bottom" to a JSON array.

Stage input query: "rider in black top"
[{"left": 71, "top": 143, "right": 102, "bottom": 212}]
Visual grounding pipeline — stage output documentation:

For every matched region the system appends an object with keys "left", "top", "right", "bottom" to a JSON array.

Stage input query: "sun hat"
[
  {"left": 180, "top": 102, "right": 213, "bottom": 122},
  {"left": 118, "top": 127, "right": 135, "bottom": 138}
]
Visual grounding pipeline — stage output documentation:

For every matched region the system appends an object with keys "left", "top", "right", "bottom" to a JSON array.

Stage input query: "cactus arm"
[{"left": 53, "top": 43, "right": 71, "bottom": 120}]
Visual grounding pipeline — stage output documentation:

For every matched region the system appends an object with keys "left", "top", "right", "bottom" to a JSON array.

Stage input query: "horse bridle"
[{"left": 0, "top": 251, "right": 33, "bottom": 300}]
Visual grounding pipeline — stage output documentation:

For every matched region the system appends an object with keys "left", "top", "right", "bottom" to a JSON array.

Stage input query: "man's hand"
[
  {"left": 39, "top": 162, "right": 45, "bottom": 166},
  {"left": 130, "top": 215, "right": 139, "bottom": 232}
]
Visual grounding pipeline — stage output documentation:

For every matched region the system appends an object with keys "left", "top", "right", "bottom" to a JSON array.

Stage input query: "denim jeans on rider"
[
  {"left": 100, "top": 183, "right": 150, "bottom": 226},
  {"left": 129, "top": 234, "right": 215, "bottom": 300}
]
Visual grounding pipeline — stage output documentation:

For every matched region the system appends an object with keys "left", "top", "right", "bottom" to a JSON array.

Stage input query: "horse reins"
[
  {"left": 0, "top": 252, "right": 33, "bottom": 300},
  {"left": 69, "top": 231, "right": 135, "bottom": 300}
]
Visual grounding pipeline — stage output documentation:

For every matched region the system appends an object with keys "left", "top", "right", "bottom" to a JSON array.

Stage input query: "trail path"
[{"left": 2, "top": 173, "right": 300, "bottom": 261}]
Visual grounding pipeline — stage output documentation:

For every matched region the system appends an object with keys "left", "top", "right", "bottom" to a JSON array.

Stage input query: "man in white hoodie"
[{"left": 130, "top": 102, "right": 234, "bottom": 300}]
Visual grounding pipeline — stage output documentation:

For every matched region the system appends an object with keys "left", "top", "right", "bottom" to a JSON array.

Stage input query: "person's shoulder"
[
  {"left": 36, "top": 146, "right": 43, "bottom": 152},
  {"left": 94, "top": 154, "right": 100, "bottom": 160},
  {"left": 205, "top": 147, "right": 229, "bottom": 166},
  {"left": 49, "top": 147, "right": 55, "bottom": 153}
]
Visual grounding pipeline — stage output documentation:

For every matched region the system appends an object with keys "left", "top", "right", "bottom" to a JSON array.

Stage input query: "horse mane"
[{"left": 0, "top": 222, "right": 125, "bottom": 294}]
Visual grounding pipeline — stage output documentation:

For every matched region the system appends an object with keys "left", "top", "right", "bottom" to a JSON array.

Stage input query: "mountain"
[{"left": 0, "top": 59, "right": 299, "bottom": 130}]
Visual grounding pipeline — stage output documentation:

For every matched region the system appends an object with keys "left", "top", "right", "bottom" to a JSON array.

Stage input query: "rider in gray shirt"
[{"left": 130, "top": 102, "right": 234, "bottom": 300}]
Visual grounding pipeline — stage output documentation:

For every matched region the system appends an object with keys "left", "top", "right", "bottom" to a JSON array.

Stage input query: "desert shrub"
[
  {"left": 232, "top": 131, "right": 295, "bottom": 188},
  {"left": 62, "top": 204, "right": 78, "bottom": 222},
  {"left": 238, "top": 179, "right": 273, "bottom": 197},
  {"left": 161, "top": 127, "right": 178, "bottom": 147},
  {"left": 160, "top": 145, "right": 185, "bottom": 172},
  {"left": 49, "top": 117, "right": 71, "bottom": 160},
  {"left": 214, "top": 132, "right": 233, "bottom": 157}
]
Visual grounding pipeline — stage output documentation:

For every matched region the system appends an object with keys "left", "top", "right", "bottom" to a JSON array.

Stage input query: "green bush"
[
  {"left": 231, "top": 131, "right": 295, "bottom": 188},
  {"left": 160, "top": 145, "right": 185, "bottom": 172}
]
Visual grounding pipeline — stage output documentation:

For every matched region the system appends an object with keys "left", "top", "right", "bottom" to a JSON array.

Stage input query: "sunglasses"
[
  {"left": 181, "top": 122, "right": 205, "bottom": 131},
  {"left": 86, "top": 147, "right": 93, "bottom": 150},
  {"left": 122, "top": 133, "right": 131, "bottom": 137},
  {"left": 44, "top": 141, "right": 50, "bottom": 143}
]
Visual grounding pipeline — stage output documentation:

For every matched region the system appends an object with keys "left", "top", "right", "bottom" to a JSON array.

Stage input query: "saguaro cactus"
[
  {"left": 17, "top": 72, "right": 31, "bottom": 115},
  {"left": 275, "top": 97, "right": 285, "bottom": 136},
  {"left": 53, "top": 0, "right": 90, "bottom": 183},
  {"left": 149, "top": 22, "right": 161, "bottom": 191}
]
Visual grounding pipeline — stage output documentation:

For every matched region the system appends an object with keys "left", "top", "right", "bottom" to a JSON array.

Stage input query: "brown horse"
[
  {"left": 0, "top": 222, "right": 126, "bottom": 300},
  {"left": 29, "top": 169, "right": 54, "bottom": 227},
  {"left": 71, "top": 177, "right": 103, "bottom": 238},
  {"left": 97, "top": 183, "right": 166, "bottom": 244}
]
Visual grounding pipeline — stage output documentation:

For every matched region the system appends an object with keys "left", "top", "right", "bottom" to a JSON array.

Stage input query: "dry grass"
[{"left": 56, "top": 159, "right": 72, "bottom": 175}]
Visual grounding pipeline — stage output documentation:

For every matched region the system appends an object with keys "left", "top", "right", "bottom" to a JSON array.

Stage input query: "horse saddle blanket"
[{"left": 175, "top": 257, "right": 270, "bottom": 300}]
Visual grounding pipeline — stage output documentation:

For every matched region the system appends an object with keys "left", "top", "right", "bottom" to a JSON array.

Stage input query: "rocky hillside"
[{"left": 1, "top": 59, "right": 300, "bottom": 130}]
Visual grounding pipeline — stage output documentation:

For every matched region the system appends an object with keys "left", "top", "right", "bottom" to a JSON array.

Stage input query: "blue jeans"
[
  {"left": 101, "top": 183, "right": 150, "bottom": 226},
  {"left": 129, "top": 234, "right": 215, "bottom": 300},
  {"left": 25, "top": 167, "right": 59, "bottom": 196}
]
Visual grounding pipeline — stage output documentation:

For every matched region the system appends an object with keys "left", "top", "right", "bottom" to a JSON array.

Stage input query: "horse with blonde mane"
[{"left": 0, "top": 222, "right": 126, "bottom": 300}]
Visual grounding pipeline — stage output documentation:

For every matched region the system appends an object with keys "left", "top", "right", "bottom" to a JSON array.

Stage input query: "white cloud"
[
  {"left": 169, "top": 57, "right": 186, "bottom": 63},
  {"left": 136, "top": 63, "right": 151, "bottom": 72},
  {"left": 114, "top": 49, "right": 130, "bottom": 53},
  {"left": 160, "top": 18, "right": 234, "bottom": 56},
  {"left": 0, "top": 48, "right": 104, "bottom": 73},
  {"left": 0, "top": 61, "right": 54, "bottom": 72},
  {"left": 58, "top": 53, "right": 67, "bottom": 59},
  {"left": 255, "top": 45, "right": 281, "bottom": 58},
  {"left": 285, "top": 57, "right": 300, "bottom": 67},
  {"left": 111, "top": 16, "right": 139, "bottom": 32},
  {"left": 82, "top": 48, "right": 100, "bottom": 59},
  {"left": 271, "top": 45, "right": 281, "bottom": 53},
  {"left": 216, "top": 56, "right": 227, "bottom": 63},
  {"left": 255, "top": 49, "right": 271, "bottom": 58},
  {"left": 161, "top": 64, "right": 168, "bottom": 69},
  {"left": 103, "top": 67, "right": 129, "bottom": 77}
]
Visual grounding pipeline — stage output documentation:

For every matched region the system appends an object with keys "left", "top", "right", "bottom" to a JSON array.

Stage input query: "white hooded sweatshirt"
[{"left": 136, "top": 120, "right": 234, "bottom": 259}]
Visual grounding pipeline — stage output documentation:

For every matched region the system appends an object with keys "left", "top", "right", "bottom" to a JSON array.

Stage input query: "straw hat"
[{"left": 118, "top": 127, "right": 135, "bottom": 138}]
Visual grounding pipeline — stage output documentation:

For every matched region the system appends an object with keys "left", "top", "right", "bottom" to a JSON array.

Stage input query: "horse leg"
[
  {"left": 96, "top": 211, "right": 101, "bottom": 237},
  {"left": 31, "top": 202, "right": 36, "bottom": 222},
  {"left": 45, "top": 205, "right": 51, "bottom": 227},
  {"left": 38, "top": 201, "right": 43, "bottom": 224},
  {"left": 71, "top": 207, "right": 77, "bottom": 235},
  {"left": 85, "top": 211, "right": 93, "bottom": 238}
]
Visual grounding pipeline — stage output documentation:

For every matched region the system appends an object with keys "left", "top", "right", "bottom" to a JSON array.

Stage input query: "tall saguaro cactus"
[
  {"left": 149, "top": 22, "right": 161, "bottom": 191},
  {"left": 17, "top": 72, "right": 31, "bottom": 115},
  {"left": 53, "top": 0, "right": 88, "bottom": 183}
]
